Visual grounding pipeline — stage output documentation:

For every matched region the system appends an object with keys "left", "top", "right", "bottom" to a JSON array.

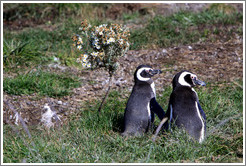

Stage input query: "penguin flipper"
[
  {"left": 197, "top": 101, "right": 206, "bottom": 120},
  {"left": 169, "top": 104, "right": 173, "bottom": 131},
  {"left": 150, "top": 97, "right": 165, "bottom": 120}
]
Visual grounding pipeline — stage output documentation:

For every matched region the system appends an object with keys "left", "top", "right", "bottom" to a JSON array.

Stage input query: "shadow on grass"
[{"left": 111, "top": 111, "right": 125, "bottom": 134}]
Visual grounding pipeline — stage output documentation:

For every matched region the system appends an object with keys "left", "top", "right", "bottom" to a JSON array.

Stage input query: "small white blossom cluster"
[{"left": 72, "top": 19, "right": 130, "bottom": 74}]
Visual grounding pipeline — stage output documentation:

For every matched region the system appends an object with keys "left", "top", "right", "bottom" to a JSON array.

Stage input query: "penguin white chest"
[{"left": 150, "top": 82, "right": 156, "bottom": 97}]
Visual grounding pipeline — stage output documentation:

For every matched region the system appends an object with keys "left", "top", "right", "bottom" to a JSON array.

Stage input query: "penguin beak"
[
  {"left": 193, "top": 78, "right": 206, "bottom": 86},
  {"left": 150, "top": 69, "right": 162, "bottom": 76}
]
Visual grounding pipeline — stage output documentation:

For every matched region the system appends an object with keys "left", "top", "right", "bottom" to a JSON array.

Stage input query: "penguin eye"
[
  {"left": 145, "top": 69, "right": 151, "bottom": 73},
  {"left": 191, "top": 75, "right": 196, "bottom": 80}
]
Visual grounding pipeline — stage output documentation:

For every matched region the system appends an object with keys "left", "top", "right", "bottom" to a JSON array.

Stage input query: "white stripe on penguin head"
[
  {"left": 136, "top": 67, "right": 151, "bottom": 82},
  {"left": 178, "top": 71, "right": 197, "bottom": 87}
]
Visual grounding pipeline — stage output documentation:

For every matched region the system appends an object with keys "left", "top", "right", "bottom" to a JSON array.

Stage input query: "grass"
[
  {"left": 3, "top": 3, "right": 243, "bottom": 163},
  {"left": 130, "top": 5, "right": 243, "bottom": 49},
  {"left": 3, "top": 39, "right": 51, "bottom": 69},
  {"left": 3, "top": 70, "right": 81, "bottom": 97},
  {"left": 3, "top": 3, "right": 243, "bottom": 69},
  {"left": 3, "top": 81, "right": 243, "bottom": 163},
  {"left": 3, "top": 3, "right": 111, "bottom": 22}
]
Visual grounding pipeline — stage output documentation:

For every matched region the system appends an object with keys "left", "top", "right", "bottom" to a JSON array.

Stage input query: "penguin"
[
  {"left": 121, "top": 65, "right": 165, "bottom": 137},
  {"left": 164, "top": 70, "right": 206, "bottom": 143}
]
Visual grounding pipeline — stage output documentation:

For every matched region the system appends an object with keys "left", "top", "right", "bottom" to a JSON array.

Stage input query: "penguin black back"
[
  {"left": 165, "top": 70, "right": 206, "bottom": 143},
  {"left": 121, "top": 65, "right": 165, "bottom": 137}
]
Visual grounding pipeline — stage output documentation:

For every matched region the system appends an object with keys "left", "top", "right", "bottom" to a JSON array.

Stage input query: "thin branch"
[
  {"left": 208, "top": 113, "right": 241, "bottom": 135},
  {"left": 232, "top": 81, "right": 243, "bottom": 89},
  {"left": 98, "top": 74, "right": 113, "bottom": 113},
  {"left": 152, "top": 117, "right": 168, "bottom": 142},
  {"left": 4, "top": 99, "right": 43, "bottom": 162},
  {"left": 4, "top": 100, "right": 32, "bottom": 139},
  {"left": 5, "top": 119, "right": 39, "bottom": 162}
]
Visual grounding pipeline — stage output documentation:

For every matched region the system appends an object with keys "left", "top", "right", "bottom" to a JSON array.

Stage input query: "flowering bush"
[{"left": 72, "top": 19, "right": 130, "bottom": 76}]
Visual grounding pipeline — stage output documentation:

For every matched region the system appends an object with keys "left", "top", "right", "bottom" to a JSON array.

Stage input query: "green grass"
[
  {"left": 130, "top": 6, "right": 243, "bottom": 49},
  {"left": 3, "top": 3, "right": 243, "bottom": 69},
  {"left": 3, "top": 20, "right": 80, "bottom": 68},
  {"left": 3, "top": 3, "right": 243, "bottom": 163},
  {"left": 3, "top": 70, "right": 81, "bottom": 97},
  {"left": 3, "top": 17, "right": 107, "bottom": 69},
  {"left": 3, "top": 3, "right": 111, "bottom": 21},
  {"left": 3, "top": 81, "right": 243, "bottom": 163},
  {"left": 3, "top": 39, "right": 51, "bottom": 69}
]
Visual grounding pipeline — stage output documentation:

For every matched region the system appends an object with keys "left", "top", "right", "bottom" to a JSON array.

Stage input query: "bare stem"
[
  {"left": 4, "top": 99, "right": 43, "bottom": 162},
  {"left": 152, "top": 117, "right": 168, "bottom": 142},
  {"left": 98, "top": 74, "right": 113, "bottom": 113}
]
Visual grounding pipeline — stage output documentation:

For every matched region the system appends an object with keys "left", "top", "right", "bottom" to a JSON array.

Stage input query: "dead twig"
[
  {"left": 232, "top": 81, "right": 243, "bottom": 89},
  {"left": 152, "top": 117, "right": 168, "bottom": 142},
  {"left": 4, "top": 99, "right": 43, "bottom": 162},
  {"left": 208, "top": 113, "right": 241, "bottom": 135},
  {"left": 5, "top": 119, "right": 40, "bottom": 162},
  {"left": 4, "top": 100, "right": 32, "bottom": 139},
  {"left": 98, "top": 74, "right": 114, "bottom": 113}
]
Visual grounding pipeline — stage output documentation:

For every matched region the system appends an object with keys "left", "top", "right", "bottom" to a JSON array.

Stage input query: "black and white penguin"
[
  {"left": 121, "top": 65, "right": 165, "bottom": 137},
  {"left": 164, "top": 70, "right": 206, "bottom": 143}
]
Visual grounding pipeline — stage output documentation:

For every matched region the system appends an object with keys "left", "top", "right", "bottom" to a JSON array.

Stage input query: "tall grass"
[
  {"left": 3, "top": 70, "right": 81, "bottom": 97},
  {"left": 3, "top": 81, "right": 243, "bottom": 163},
  {"left": 3, "top": 3, "right": 111, "bottom": 21},
  {"left": 3, "top": 3, "right": 243, "bottom": 68},
  {"left": 3, "top": 3, "right": 243, "bottom": 163},
  {"left": 130, "top": 6, "right": 243, "bottom": 49}
]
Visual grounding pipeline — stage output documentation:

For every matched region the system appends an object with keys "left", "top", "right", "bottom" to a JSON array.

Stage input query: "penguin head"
[
  {"left": 134, "top": 65, "right": 162, "bottom": 84},
  {"left": 172, "top": 70, "right": 206, "bottom": 89}
]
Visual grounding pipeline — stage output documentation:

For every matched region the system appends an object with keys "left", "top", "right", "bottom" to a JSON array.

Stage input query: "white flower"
[
  {"left": 92, "top": 40, "right": 100, "bottom": 48},
  {"left": 119, "top": 39, "right": 124, "bottom": 45},
  {"left": 76, "top": 58, "right": 82, "bottom": 63},
  {"left": 87, "top": 63, "right": 91, "bottom": 68},
  {"left": 83, "top": 54, "right": 88, "bottom": 59},
  {"left": 107, "top": 37, "right": 115, "bottom": 44},
  {"left": 99, "top": 31, "right": 103, "bottom": 35},
  {"left": 91, "top": 52, "right": 99, "bottom": 57},
  {"left": 82, "top": 63, "right": 87, "bottom": 68},
  {"left": 94, "top": 38, "right": 99, "bottom": 42},
  {"left": 77, "top": 45, "right": 82, "bottom": 50},
  {"left": 78, "top": 37, "right": 83, "bottom": 43},
  {"left": 95, "top": 27, "right": 100, "bottom": 33},
  {"left": 99, "top": 24, "right": 107, "bottom": 28},
  {"left": 94, "top": 41, "right": 98, "bottom": 45},
  {"left": 96, "top": 45, "right": 101, "bottom": 49},
  {"left": 82, "top": 57, "right": 87, "bottom": 63}
]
